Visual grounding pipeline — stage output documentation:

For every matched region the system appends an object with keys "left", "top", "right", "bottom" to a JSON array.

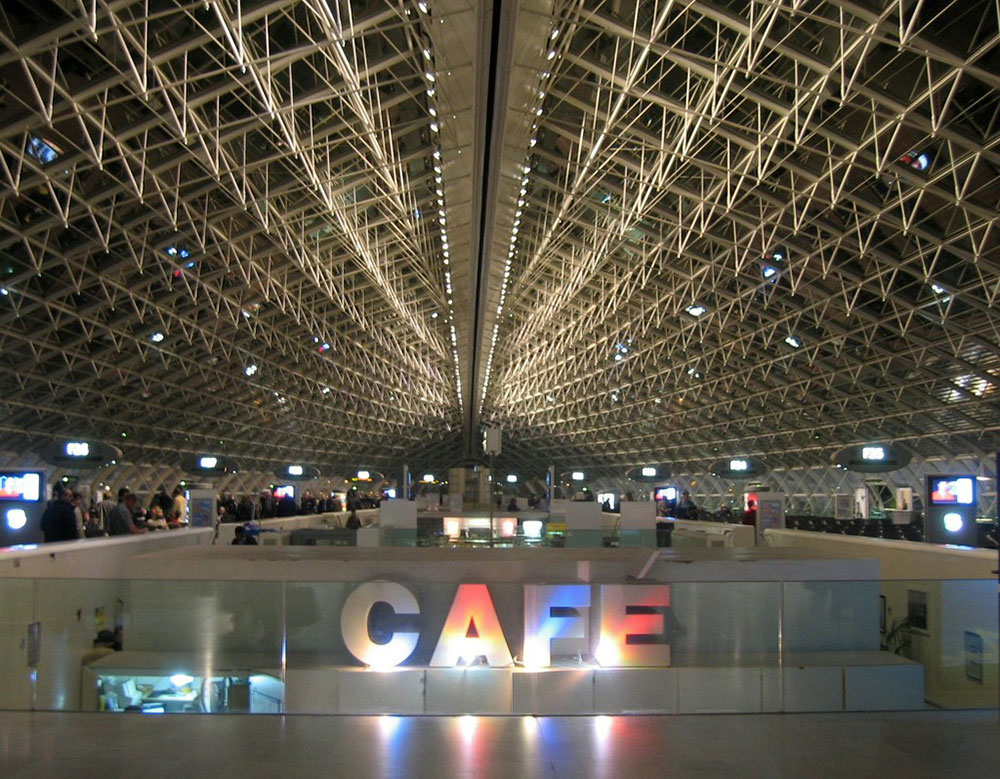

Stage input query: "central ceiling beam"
[{"left": 465, "top": 0, "right": 520, "bottom": 458}]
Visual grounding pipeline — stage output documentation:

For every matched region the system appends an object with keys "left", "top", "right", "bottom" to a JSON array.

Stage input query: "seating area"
[{"left": 685, "top": 510, "right": 998, "bottom": 549}]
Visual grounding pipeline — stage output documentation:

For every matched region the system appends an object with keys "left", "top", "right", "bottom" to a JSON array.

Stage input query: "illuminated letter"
[
  {"left": 430, "top": 584, "right": 513, "bottom": 667},
  {"left": 523, "top": 584, "right": 590, "bottom": 668},
  {"left": 596, "top": 585, "right": 671, "bottom": 667},
  {"left": 341, "top": 581, "right": 421, "bottom": 668}
]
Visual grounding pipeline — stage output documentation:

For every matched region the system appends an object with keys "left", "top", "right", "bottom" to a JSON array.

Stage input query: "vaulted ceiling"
[{"left": 0, "top": 0, "right": 998, "bottom": 480}]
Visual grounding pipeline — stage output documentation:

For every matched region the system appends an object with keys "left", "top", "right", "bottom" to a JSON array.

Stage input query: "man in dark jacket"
[
  {"left": 40, "top": 483, "right": 80, "bottom": 542},
  {"left": 108, "top": 493, "right": 145, "bottom": 536}
]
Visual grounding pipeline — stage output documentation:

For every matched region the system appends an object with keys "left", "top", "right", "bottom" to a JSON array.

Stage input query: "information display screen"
[
  {"left": 0, "top": 472, "right": 42, "bottom": 501},
  {"left": 273, "top": 485, "right": 295, "bottom": 499},
  {"left": 654, "top": 486, "right": 677, "bottom": 502},
  {"left": 929, "top": 476, "right": 975, "bottom": 505}
]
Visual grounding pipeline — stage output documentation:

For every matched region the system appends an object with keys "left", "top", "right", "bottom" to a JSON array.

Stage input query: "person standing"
[
  {"left": 675, "top": 490, "right": 697, "bottom": 519},
  {"left": 151, "top": 486, "right": 172, "bottom": 517},
  {"left": 171, "top": 486, "right": 188, "bottom": 524},
  {"left": 40, "top": 483, "right": 80, "bottom": 543},
  {"left": 108, "top": 493, "right": 145, "bottom": 536},
  {"left": 97, "top": 491, "right": 117, "bottom": 532}
]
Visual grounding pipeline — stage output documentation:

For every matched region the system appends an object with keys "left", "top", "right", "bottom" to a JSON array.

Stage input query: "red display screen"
[
  {"left": 0, "top": 472, "right": 42, "bottom": 501},
  {"left": 929, "top": 477, "right": 974, "bottom": 505},
  {"left": 654, "top": 487, "right": 676, "bottom": 502}
]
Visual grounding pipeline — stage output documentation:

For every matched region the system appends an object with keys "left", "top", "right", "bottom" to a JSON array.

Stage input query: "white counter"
[
  {"left": 0, "top": 527, "right": 214, "bottom": 579},
  {"left": 764, "top": 529, "right": 996, "bottom": 579}
]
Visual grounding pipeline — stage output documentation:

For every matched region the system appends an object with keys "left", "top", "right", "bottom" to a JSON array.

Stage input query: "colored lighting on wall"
[
  {"left": 597, "top": 585, "right": 671, "bottom": 667},
  {"left": 522, "top": 585, "right": 590, "bottom": 668},
  {"left": 430, "top": 584, "right": 513, "bottom": 667}
]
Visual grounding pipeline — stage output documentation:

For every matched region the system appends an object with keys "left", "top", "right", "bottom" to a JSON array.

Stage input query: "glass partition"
[{"left": 0, "top": 577, "right": 994, "bottom": 714}]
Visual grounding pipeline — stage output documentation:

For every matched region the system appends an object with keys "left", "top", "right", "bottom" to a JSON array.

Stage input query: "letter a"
[{"left": 430, "top": 584, "right": 513, "bottom": 667}]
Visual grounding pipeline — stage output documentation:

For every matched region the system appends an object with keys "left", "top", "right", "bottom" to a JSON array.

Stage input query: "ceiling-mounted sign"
[
  {"left": 180, "top": 454, "right": 237, "bottom": 476},
  {"left": 710, "top": 457, "right": 768, "bottom": 479},
  {"left": 38, "top": 439, "right": 122, "bottom": 468},
  {"left": 278, "top": 464, "right": 321, "bottom": 481},
  {"left": 626, "top": 465, "right": 670, "bottom": 482},
  {"left": 833, "top": 443, "right": 911, "bottom": 473}
]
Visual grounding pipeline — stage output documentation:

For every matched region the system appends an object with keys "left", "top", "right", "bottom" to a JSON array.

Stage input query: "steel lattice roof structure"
[{"left": 0, "top": 0, "right": 998, "bottom": 481}]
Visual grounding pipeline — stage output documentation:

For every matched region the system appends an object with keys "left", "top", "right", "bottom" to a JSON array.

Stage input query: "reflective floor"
[{"left": 1, "top": 710, "right": 996, "bottom": 778}]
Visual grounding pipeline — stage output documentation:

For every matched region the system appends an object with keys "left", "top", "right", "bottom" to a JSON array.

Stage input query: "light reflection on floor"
[{"left": 0, "top": 710, "right": 996, "bottom": 778}]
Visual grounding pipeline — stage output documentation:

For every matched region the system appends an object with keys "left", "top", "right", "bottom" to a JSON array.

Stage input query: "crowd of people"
[
  {"left": 39, "top": 481, "right": 381, "bottom": 543},
  {"left": 216, "top": 488, "right": 379, "bottom": 525},
  {"left": 40, "top": 483, "right": 191, "bottom": 542}
]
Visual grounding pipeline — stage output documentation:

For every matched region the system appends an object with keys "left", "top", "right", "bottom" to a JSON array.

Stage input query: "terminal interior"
[{"left": 0, "top": 0, "right": 998, "bottom": 772}]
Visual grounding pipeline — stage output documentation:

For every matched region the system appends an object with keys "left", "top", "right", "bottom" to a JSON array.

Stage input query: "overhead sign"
[
  {"left": 37, "top": 439, "right": 122, "bottom": 468},
  {"left": 180, "top": 454, "right": 237, "bottom": 476},
  {"left": 833, "top": 443, "right": 911, "bottom": 473},
  {"left": 278, "top": 464, "right": 320, "bottom": 481},
  {"left": 710, "top": 457, "right": 767, "bottom": 479},
  {"left": 626, "top": 464, "right": 670, "bottom": 482}
]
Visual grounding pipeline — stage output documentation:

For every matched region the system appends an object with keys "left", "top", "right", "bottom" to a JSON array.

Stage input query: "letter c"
[{"left": 341, "top": 581, "right": 421, "bottom": 668}]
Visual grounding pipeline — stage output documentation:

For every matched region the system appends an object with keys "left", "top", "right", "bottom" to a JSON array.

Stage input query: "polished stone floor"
[{"left": 1, "top": 710, "right": 996, "bottom": 778}]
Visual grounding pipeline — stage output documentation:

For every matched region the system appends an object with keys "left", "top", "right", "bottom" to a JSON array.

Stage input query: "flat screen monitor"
[
  {"left": 929, "top": 476, "right": 974, "bottom": 505},
  {"left": 597, "top": 492, "right": 616, "bottom": 510},
  {"left": 654, "top": 486, "right": 677, "bottom": 502},
  {"left": 273, "top": 485, "right": 295, "bottom": 499},
  {"left": 0, "top": 472, "right": 43, "bottom": 502}
]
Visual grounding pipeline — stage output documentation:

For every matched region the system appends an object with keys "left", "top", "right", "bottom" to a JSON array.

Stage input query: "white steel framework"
[{"left": 0, "top": 0, "right": 997, "bottom": 481}]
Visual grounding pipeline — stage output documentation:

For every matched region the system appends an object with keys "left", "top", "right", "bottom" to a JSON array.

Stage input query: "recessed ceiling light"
[{"left": 685, "top": 304, "right": 706, "bottom": 317}]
